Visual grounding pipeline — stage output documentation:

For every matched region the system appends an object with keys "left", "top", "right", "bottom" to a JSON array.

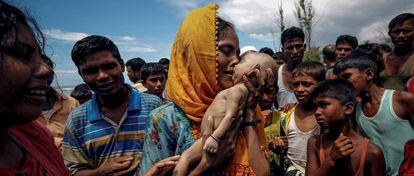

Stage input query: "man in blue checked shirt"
[{"left": 61, "top": 35, "right": 168, "bottom": 176}]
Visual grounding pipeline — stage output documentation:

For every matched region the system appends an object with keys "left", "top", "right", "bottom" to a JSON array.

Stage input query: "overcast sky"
[{"left": 12, "top": 0, "right": 414, "bottom": 86}]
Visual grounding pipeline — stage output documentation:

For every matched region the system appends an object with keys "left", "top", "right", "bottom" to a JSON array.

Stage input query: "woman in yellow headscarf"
[{"left": 139, "top": 4, "right": 269, "bottom": 175}]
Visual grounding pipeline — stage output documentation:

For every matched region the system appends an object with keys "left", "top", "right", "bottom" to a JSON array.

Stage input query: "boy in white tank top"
[
  {"left": 269, "top": 61, "right": 324, "bottom": 175},
  {"left": 335, "top": 51, "right": 414, "bottom": 176}
]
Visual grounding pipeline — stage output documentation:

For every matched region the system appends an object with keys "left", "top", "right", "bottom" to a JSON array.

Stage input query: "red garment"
[
  {"left": 0, "top": 121, "right": 70, "bottom": 176},
  {"left": 399, "top": 140, "right": 414, "bottom": 176},
  {"left": 407, "top": 77, "right": 414, "bottom": 93}
]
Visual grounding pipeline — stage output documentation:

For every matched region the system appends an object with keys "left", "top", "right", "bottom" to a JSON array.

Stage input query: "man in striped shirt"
[{"left": 62, "top": 35, "right": 162, "bottom": 176}]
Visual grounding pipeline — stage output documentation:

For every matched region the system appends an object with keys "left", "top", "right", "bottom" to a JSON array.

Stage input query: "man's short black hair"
[
  {"left": 71, "top": 35, "right": 122, "bottom": 68},
  {"left": 333, "top": 50, "right": 381, "bottom": 83},
  {"left": 388, "top": 13, "right": 414, "bottom": 33},
  {"left": 158, "top": 58, "right": 170, "bottom": 65},
  {"left": 310, "top": 79, "right": 355, "bottom": 106},
  {"left": 126, "top": 57, "right": 146, "bottom": 71},
  {"left": 259, "top": 47, "right": 274, "bottom": 57},
  {"left": 272, "top": 51, "right": 288, "bottom": 62},
  {"left": 293, "top": 61, "right": 326, "bottom": 82},
  {"left": 140, "top": 63, "right": 166, "bottom": 82},
  {"left": 335, "top": 35, "right": 358, "bottom": 49},
  {"left": 281, "top": 26, "right": 305, "bottom": 47}
]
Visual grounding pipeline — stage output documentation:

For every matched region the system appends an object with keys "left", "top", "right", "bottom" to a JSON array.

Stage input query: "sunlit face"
[
  {"left": 389, "top": 20, "right": 414, "bottom": 50},
  {"left": 335, "top": 43, "right": 353, "bottom": 60},
  {"left": 142, "top": 73, "right": 166, "bottom": 98},
  {"left": 292, "top": 74, "right": 318, "bottom": 104},
  {"left": 337, "top": 68, "right": 368, "bottom": 96},
  {"left": 282, "top": 37, "right": 305, "bottom": 67},
  {"left": 0, "top": 24, "right": 53, "bottom": 124},
  {"left": 217, "top": 27, "right": 240, "bottom": 89},
  {"left": 79, "top": 51, "right": 125, "bottom": 96}
]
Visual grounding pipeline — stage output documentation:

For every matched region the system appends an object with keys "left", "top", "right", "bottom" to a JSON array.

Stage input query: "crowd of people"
[{"left": 0, "top": 1, "right": 413, "bottom": 176}]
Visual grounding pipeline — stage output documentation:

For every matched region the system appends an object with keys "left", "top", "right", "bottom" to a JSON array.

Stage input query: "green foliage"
[{"left": 303, "top": 46, "right": 321, "bottom": 62}]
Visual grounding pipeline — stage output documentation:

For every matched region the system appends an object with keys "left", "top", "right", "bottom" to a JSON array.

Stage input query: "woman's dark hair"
[
  {"left": 0, "top": 1, "right": 46, "bottom": 63},
  {"left": 217, "top": 16, "right": 235, "bottom": 40}
]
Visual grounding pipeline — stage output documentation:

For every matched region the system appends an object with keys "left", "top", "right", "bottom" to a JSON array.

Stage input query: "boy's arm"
[
  {"left": 305, "top": 136, "right": 335, "bottom": 176},
  {"left": 395, "top": 92, "right": 414, "bottom": 122},
  {"left": 366, "top": 142, "right": 386, "bottom": 176}
]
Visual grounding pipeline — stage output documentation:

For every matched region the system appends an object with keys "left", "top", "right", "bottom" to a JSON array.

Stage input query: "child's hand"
[
  {"left": 268, "top": 136, "right": 288, "bottom": 154},
  {"left": 329, "top": 134, "right": 355, "bottom": 161},
  {"left": 203, "top": 136, "right": 219, "bottom": 153}
]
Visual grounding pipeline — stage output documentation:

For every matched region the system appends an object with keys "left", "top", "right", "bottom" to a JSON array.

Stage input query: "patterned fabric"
[
  {"left": 37, "top": 91, "right": 79, "bottom": 147},
  {"left": 61, "top": 84, "right": 162, "bottom": 175},
  {"left": 138, "top": 102, "right": 196, "bottom": 174},
  {"left": 2, "top": 121, "right": 70, "bottom": 176}
]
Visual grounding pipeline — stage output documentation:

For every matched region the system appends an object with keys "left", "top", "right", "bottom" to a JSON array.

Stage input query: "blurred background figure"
[
  {"left": 70, "top": 83, "right": 93, "bottom": 104},
  {"left": 158, "top": 57, "right": 170, "bottom": 76},
  {"left": 126, "top": 57, "right": 147, "bottom": 92}
]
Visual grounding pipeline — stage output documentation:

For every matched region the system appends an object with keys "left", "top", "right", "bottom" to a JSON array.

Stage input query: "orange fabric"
[
  {"left": 166, "top": 4, "right": 266, "bottom": 175},
  {"left": 166, "top": 4, "right": 220, "bottom": 123},
  {"left": 319, "top": 135, "right": 369, "bottom": 176},
  {"left": 37, "top": 92, "right": 79, "bottom": 147}
]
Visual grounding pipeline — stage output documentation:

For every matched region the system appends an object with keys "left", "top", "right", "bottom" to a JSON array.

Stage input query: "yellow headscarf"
[
  {"left": 166, "top": 4, "right": 266, "bottom": 175},
  {"left": 166, "top": 4, "right": 220, "bottom": 123}
]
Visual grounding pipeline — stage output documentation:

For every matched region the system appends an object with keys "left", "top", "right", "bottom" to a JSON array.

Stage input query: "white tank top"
[
  {"left": 277, "top": 64, "right": 298, "bottom": 107},
  {"left": 287, "top": 111, "right": 320, "bottom": 172}
]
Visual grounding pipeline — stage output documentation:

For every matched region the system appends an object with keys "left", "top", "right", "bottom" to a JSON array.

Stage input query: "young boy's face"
[
  {"left": 259, "top": 85, "right": 276, "bottom": 110},
  {"left": 292, "top": 74, "right": 318, "bottom": 104},
  {"left": 142, "top": 73, "right": 166, "bottom": 98},
  {"left": 337, "top": 68, "right": 367, "bottom": 96},
  {"left": 314, "top": 96, "right": 350, "bottom": 128}
]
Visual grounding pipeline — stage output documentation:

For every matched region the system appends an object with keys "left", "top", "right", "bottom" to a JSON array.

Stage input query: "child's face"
[
  {"left": 337, "top": 68, "right": 368, "bottom": 96},
  {"left": 259, "top": 85, "right": 276, "bottom": 110},
  {"left": 292, "top": 74, "right": 318, "bottom": 104},
  {"left": 142, "top": 73, "right": 166, "bottom": 97},
  {"left": 314, "top": 96, "right": 353, "bottom": 129},
  {"left": 232, "top": 59, "right": 253, "bottom": 84}
]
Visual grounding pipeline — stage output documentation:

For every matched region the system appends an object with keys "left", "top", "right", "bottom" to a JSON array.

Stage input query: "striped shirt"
[{"left": 61, "top": 84, "right": 162, "bottom": 175}]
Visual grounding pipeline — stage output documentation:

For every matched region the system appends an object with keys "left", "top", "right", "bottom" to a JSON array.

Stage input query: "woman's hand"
[
  {"left": 243, "top": 65, "right": 276, "bottom": 108},
  {"left": 141, "top": 155, "right": 181, "bottom": 176},
  {"left": 243, "top": 65, "right": 275, "bottom": 116}
]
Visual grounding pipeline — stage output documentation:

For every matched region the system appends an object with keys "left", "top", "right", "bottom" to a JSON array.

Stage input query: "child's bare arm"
[
  {"left": 204, "top": 88, "right": 246, "bottom": 153},
  {"left": 365, "top": 142, "right": 386, "bottom": 176},
  {"left": 306, "top": 135, "right": 355, "bottom": 176},
  {"left": 305, "top": 136, "right": 333, "bottom": 176}
]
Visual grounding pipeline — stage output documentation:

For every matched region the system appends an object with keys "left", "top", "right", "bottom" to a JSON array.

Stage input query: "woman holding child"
[{"left": 139, "top": 4, "right": 270, "bottom": 175}]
